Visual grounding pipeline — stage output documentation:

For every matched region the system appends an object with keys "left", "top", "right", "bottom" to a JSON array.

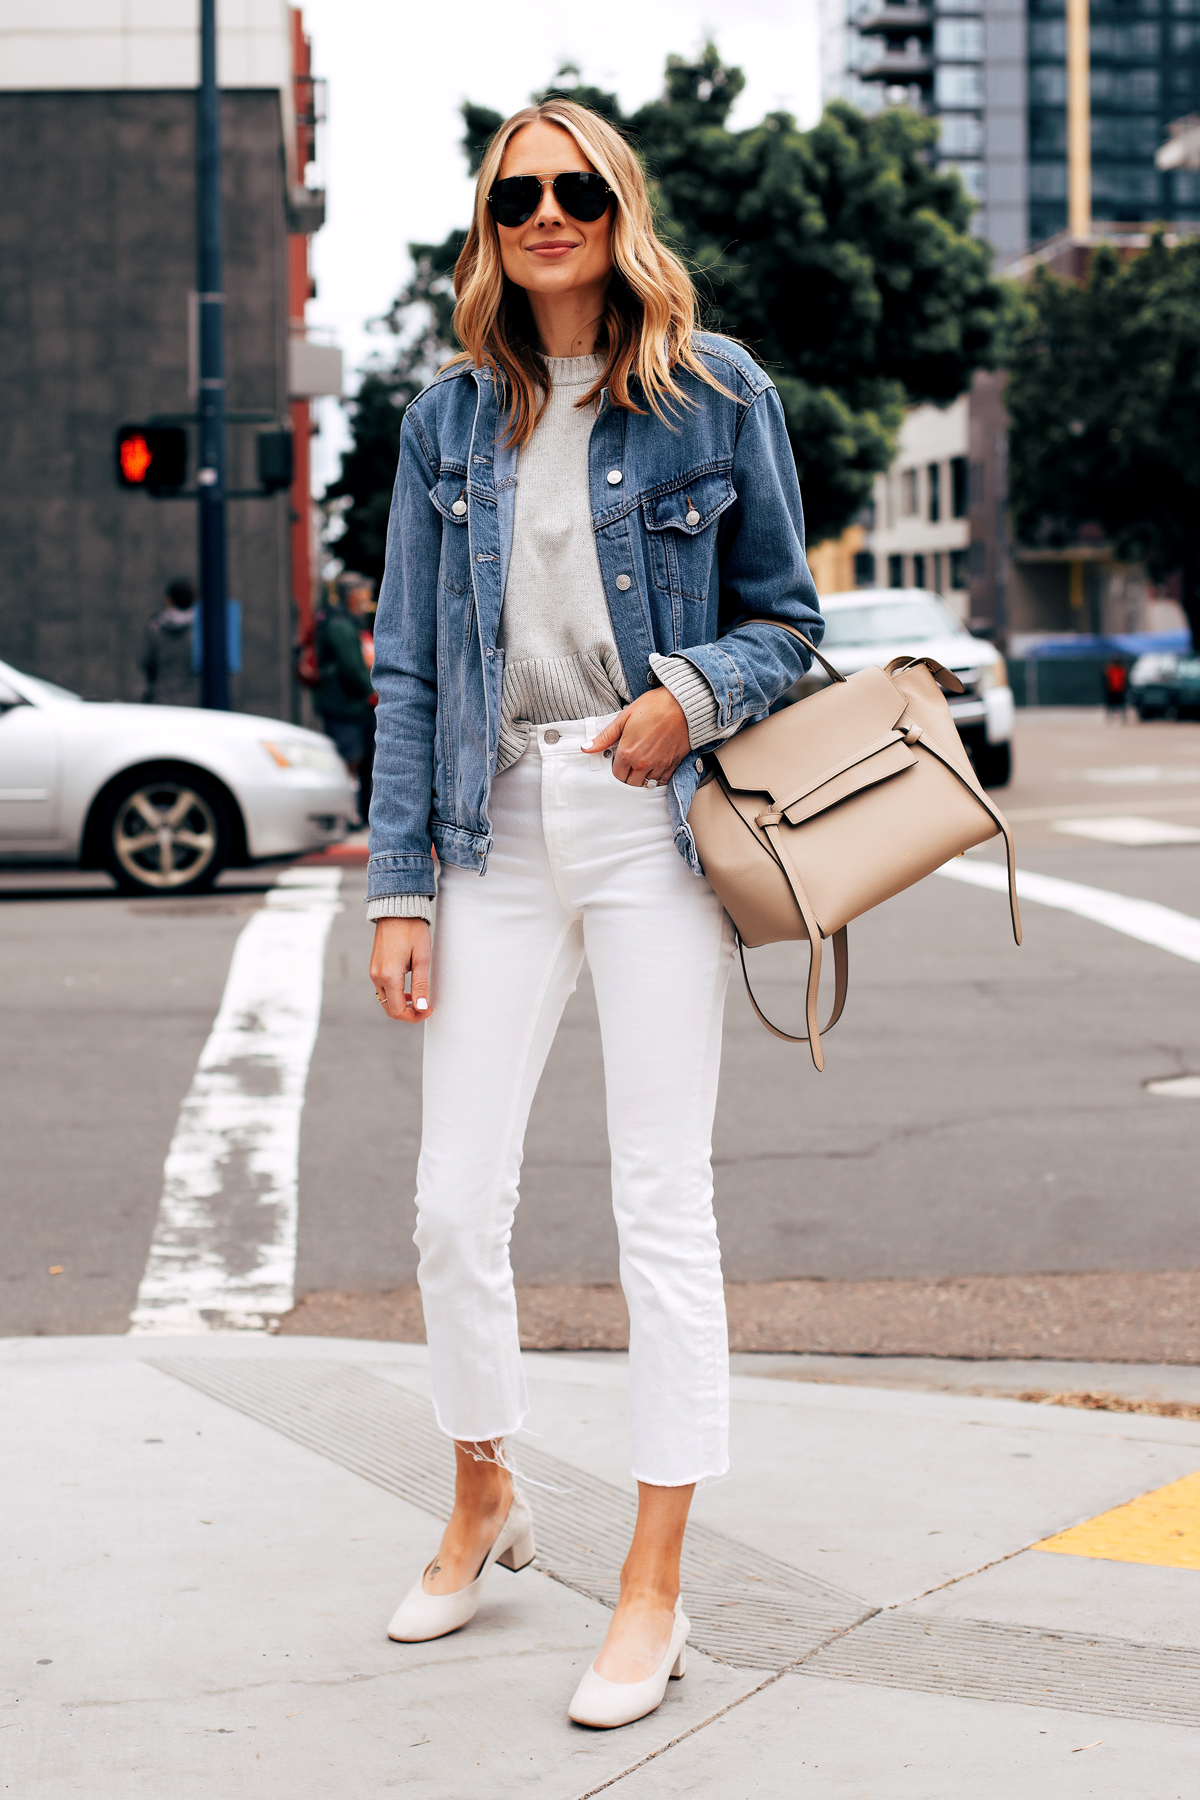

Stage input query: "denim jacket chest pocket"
[
  {"left": 641, "top": 469, "right": 736, "bottom": 603},
  {"left": 429, "top": 473, "right": 472, "bottom": 595}
]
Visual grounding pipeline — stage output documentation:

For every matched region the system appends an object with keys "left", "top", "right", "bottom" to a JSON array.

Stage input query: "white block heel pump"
[
  {"left": 568, "top": 1599, "right": 689, "bottom": 1729},
  {"left": 386, "top": 1490, "right": 535, "bottom": 1643}
]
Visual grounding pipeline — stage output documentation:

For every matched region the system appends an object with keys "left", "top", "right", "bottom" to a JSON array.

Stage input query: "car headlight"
[
  {"left": 977, "top": 659, "right": 1007, "bottom": 692},
  {"left": 261, "top": 738, "right": 344, "bottom": 774}
]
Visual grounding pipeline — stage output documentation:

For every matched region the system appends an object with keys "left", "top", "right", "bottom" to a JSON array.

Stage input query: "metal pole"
[
  {"left": 1067, "top": 0, "right": 1091, "bottom": 240},
  {"left": 197, "top": 0, "right": 230, "bottom": 709}
]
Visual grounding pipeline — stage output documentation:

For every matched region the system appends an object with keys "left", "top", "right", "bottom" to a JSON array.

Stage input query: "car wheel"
[
  {"left": 972, "top": 741, "right": 1012, "bottom": 788},
  {"left": 97, "top": 767, "right": 234, "bottom": 895}
]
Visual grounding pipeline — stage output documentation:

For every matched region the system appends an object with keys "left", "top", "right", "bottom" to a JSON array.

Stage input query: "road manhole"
[{"left": 1144, "top": 1075, "right": 1200, "bottom": 1099}]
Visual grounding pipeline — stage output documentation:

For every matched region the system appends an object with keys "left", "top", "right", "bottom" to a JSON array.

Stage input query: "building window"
[
  {"left": 935, "top": 18, "right": 985, "bottom": 58},
  {"left": 936, "top": 64, "right": 984, "bottom": 107},
  {"left": 904, "top": 468, "right": 920, "bottom": 515},
  {"left": 1030, "top": 65, "right": 1067, "bottom": 104},
  {"left": 939, "top": 113, "right": 984, "bottom": 155},
  {"left": 912, "top": 553, "right": 927, "bottom": 589},
  {"left": 950, "top": 161, "right": 986, "bottom": 200},
  {"left": 1029, "top": 19, "right": 1066, "bottom": 55},
  {"left": 951, "top": 457, "right": 968, "bottom": 518},
  {"left": 928, "top": 462, "right": 941, "bottom": 522},
  {"left": 854, "top": 550, "right": 877, "bottom": 588},
  {"left": 888, "top": 553, "right": 904, "bottom": 588},
  {"left": 933, "top": 551, "right": 944, "bottom": 594},
  {"left": 949, "top": 548, "right": 969, "bottom": 590}
]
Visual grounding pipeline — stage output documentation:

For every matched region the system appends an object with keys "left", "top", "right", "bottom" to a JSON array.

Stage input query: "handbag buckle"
[{"left": 755, "top": 808, "right": 784, "bottom": 829}]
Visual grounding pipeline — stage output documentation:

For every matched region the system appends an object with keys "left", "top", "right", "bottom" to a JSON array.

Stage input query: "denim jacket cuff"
[{"left": 365, "top": 849, "right": 437, "bottom": 902}]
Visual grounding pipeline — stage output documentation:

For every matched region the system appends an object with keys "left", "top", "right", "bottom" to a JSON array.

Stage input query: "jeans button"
[
  {"left": 543, "top": 729, "right": 560, "bottom": 744},
  {"left": 615, "top": 574, "right": 631, "bottom": 591}
]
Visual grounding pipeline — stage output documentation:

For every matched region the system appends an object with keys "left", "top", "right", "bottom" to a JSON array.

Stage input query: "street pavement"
[
  {"left": 6, "top": 1333, "right": 1200, "bottom": 1797},
  {"left": 2, "top": 707, "right": 1197, "bottom": 1338}
]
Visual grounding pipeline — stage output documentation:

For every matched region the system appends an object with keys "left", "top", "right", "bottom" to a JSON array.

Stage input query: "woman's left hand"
[{"left": 582, "top": 689, "right": 690, "bottom": 787}]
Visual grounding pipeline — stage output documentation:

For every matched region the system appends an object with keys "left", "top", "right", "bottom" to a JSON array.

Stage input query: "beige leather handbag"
[{"left": 688, "top": 621, "right": 1021, "bottom": 1070}]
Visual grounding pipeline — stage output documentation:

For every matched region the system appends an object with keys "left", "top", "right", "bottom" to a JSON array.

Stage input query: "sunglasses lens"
[
  {"left": 554, "top": 173, "right": 613, "bottom": 221},
  {"left": 487, "top": 177, "right": 542, "bottom": 227}
]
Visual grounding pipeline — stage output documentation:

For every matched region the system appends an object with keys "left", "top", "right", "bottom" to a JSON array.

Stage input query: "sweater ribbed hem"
[
  {"left": 365, "top": 893, "right": 433, "bottom": 925},
  {"left": 648, "top": 653, "right": 723, "bottom": 750},
  {"left": 497, "top": 647, "right": 630, "bottom": 771}
]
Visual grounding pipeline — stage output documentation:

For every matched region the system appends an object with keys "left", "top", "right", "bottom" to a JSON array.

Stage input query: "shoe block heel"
[
  {"left": 670, "top": 1646, "right": 686, "bottom": 1680},
  {"left": 495, "top": 1527, "right": 536, "bottom": 1572}
]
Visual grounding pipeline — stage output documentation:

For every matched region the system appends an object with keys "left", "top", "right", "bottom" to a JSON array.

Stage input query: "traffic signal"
[
  {"left": 256, "top": 428, "right": 294, "bottom": 494},
  {"left": 115, "top": 425, "right": 187, "bottom": 494}
]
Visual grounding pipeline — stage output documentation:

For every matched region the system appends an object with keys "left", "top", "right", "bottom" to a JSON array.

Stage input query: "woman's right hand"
[{"left": 369, "top": 917, "right": 432, "bottom": 1022}]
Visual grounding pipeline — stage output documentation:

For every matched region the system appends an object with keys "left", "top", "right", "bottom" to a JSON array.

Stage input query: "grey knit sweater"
[{"left": 367, "top": 353, "right": 720, "bottom": 925}]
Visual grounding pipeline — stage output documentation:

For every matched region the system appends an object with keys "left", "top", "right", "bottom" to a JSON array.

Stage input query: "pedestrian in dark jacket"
[
  {"left": 141, "top": 579, "right": 199, "bottom": 706},
  {"left": 314, "top": 580, "right": 376, "bottom": 823}
]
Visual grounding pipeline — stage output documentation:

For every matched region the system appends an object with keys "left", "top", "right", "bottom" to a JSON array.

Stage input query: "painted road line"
[
  {"left": 128, "top": 867, "right": 343, "bottom": 1335},
  {"left": 936, "top": 858, "right": 1200, "bottom": 966},
  {"left": 1053, "top": 816, "right": 1200, "bottom": 846},
  {"left": 1037, "top": 1468, "right": 1200, "bottom": 1570}
]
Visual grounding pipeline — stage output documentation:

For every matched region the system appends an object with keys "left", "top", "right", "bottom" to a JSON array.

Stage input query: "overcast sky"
[{"left": 299, "top": 0, "right": 821, "bottom": 486}]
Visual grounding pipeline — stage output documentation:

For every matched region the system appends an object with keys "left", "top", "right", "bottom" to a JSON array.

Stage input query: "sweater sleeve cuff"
[
  {"left": 648, "top": 652, "right": 723, "bottom": 750},
  {"left": 365, "top": 893, "right": 433, "bottom": 925}
]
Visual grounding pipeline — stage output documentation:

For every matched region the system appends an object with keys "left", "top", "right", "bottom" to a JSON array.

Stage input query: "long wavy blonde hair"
[{"left": 451, "top": 100, "right": 729, "bottom": 444}]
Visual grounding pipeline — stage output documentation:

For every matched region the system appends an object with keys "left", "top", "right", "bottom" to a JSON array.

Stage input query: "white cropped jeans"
[{"left": 414, "top": 716, "right": 735, "bottom": 1486}]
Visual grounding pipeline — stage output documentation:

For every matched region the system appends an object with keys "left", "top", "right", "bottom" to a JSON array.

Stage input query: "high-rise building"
[
  {"left": 1028, "top": 0, "right": 1200, "bottom": 244},
  {"left": 821, "top": 0, "right": 1200, "bottom": 262},
  {"left": 820, "top": 0, "right": 1028, "bottom": 261}
]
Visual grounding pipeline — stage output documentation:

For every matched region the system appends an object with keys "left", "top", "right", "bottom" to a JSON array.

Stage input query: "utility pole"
[
  {"left": 1067, "top": 0, "right": 1091, "bottom": 240},
  {"left": 196, "top": 0, "right": 230, "bottom": 709}
]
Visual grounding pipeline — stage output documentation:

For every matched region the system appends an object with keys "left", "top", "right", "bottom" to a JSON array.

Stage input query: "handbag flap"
[
  {"left": 781, "top": 738, "right": 917, "bottom": 825},
  {"left": 714, "top": 665, "right": 908, "bottom": 803}
]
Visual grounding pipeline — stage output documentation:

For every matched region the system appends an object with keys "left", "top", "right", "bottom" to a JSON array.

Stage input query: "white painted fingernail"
[
  {"left": 582, "top": 739, "right": 593, "bottom": 749},
  {"left": 415, "top": 998, "right": 428, "bottom": 1011}
]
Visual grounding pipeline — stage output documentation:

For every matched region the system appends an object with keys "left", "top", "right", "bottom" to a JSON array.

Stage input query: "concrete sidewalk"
[{"left": 5, "top": 1338, "right": 1200, "bottom": 1797}]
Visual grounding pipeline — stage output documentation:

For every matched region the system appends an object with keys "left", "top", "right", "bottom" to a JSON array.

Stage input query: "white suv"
[{"left": 797, "top": 588, "right": 1015, "bottom": 787}]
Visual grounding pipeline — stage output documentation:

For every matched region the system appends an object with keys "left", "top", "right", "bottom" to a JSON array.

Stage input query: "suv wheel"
[
  {"left": 97, "top": 768, "right": 234, "bottom": 895},
  {"left": 972, "top": 741, "right": 1012, "bottom": 788}
]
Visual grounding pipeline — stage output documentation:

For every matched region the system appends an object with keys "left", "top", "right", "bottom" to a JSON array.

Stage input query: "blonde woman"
[{"left": 367, "top": 99, "right": 823, "bottom": 1728}]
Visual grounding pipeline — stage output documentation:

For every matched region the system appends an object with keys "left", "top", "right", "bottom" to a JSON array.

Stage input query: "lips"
[{"left": 527, "top": 240, "right": 578, "bottom": 257}]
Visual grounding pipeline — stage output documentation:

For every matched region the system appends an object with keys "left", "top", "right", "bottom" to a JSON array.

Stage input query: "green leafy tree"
[
  {"left": 1006, "top": 235, "right": 1200, "bottom": 648},
  {"left": 322, "top": 241, "right": 461, "bottom": 581},
  {"left": 328, "top": 46, "right": 1008, "bottom": 553}
]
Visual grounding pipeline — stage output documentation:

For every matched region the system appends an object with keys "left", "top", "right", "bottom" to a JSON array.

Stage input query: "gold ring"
[{"left": 376, "top": 992, "right": 387, "bottom": 1004}]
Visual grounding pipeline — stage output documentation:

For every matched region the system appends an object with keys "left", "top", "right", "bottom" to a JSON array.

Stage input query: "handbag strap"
[
  {"left": 736, "top": 616, "right": 848, "bottom": 685},
  {"left": 737, "top": 923, "right": 849, "bottom": 1072},
  {"left": 897, "top": 722, "right": 1023, "bottom": 947}
]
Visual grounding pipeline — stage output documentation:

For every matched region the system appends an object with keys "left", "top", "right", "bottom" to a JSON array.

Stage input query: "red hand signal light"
[
  {"left": 118, "top": 432, "right": 153, "bottom": 484},
  {"left": 115, "top": 425, "right": 187, "bottom": 493}
]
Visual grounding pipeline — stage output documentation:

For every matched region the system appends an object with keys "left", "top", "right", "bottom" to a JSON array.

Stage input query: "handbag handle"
[{"left": 735, "top": 617, "right": 847, "bottom": 686}]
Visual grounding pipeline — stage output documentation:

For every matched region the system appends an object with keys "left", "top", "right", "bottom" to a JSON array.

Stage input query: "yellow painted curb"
[{"left": 1037, "top": 1469, "right": 1200, "bottom": 1569}]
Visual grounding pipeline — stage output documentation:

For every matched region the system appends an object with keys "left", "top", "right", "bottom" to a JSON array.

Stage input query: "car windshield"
[{"left": 821, "top": 596, "right": 966, "bottom": 648}]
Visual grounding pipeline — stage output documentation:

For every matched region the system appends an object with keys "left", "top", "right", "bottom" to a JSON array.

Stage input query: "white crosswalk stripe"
[{"left": 128, "top": 867, "right": 343, "bottom": 1335}]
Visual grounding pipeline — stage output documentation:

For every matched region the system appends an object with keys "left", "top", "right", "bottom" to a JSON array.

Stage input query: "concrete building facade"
[{"left": 0, "top": 3, "right": 335, "bottom": 718}]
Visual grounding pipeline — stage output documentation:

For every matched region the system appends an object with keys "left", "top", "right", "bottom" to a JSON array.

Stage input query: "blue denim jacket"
[{"left": 366, "top": 332, "right": 824, "bottom": 902}]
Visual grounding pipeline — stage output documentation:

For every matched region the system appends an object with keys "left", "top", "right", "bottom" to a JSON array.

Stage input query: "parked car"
[
  {"left": 796, "top": 589, "right": 1015, "bottom": 786},
  {"left": 1130, "top": 653, "right": 1200, "bottom": 720},
  {"left": 0, "top": 656, "right": 356, "bottom": 895}
]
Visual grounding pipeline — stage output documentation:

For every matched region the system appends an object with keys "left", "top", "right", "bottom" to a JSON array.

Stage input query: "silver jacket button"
[
  {"left": 607, "top": 469, "right": 623, "bottom": 485},
  {"left": 451, "top": 499, "right": 467, "bottom": 516},
  {"left": 685, "top": 508, "right": 700, "bottom": 526},
  {"left": 695, "top": 757, "right": 704, "bottom": 773},
  {"left": 615, "top": 574, "right": 631, "bottom": 591}
]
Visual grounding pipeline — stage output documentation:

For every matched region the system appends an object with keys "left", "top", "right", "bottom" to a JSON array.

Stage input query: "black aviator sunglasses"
[{"left": 486, "top": 171, "right": 614, "bottom": 229}]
